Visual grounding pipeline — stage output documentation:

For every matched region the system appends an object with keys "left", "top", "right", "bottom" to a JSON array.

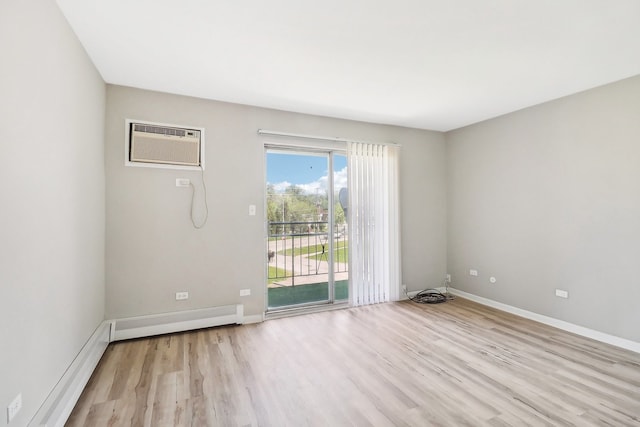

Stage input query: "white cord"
[
  {"left": 189, "top": 166, "right": 208, "bottom": 229},
  {"left": 443, "top": 278, "right": 455, "bottom": 300}
]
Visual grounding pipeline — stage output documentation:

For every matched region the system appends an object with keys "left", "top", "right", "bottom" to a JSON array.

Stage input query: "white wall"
[
  {"left": 105, "top": 85, "right": 447, "bottom": 319},
  {"left": 0, "top": 2, "right": 105, "bottom": 426},
  {"left": 446, "top": 75, "right": 640, "bottom": 342}
]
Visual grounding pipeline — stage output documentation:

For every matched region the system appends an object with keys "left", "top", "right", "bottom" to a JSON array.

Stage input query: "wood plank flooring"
[{"left": 66, "top": 298, "right": 640, "bottom": 426}]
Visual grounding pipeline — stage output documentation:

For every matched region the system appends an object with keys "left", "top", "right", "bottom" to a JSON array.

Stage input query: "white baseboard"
[
  {"left": 112, "top": 304, "right": 244, "bottom": 341},
  {"left": 29, "top": 321, "right": 111, "bottom": 427},
  {"left": 242, "top": 314, "right": 265, "bottom": 324},
  {"left": 448, "top": 288, "right": 640, "bottom": 354}
]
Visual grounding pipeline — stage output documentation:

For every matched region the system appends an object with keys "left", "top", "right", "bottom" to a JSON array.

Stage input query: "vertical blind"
[{"left": 348, "top": 142, "right": 401, "bottom": 306}]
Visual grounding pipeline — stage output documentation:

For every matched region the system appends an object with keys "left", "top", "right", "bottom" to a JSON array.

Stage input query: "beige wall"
[
  {"left": 446, "top": 75, "right": 640, "bottom": 342},
  {"left": 0, "top": 1, "right": 106, "bottom": 426},
  {"left": 105, "top": 85, "right": 447, "bottom": 319}
]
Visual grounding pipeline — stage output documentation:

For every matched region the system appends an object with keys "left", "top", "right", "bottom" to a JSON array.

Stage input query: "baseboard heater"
[
  {"left": 29, "top": 321, "right": 111, "bottom": 427},
  {"left": 29, "top": 305, "right": 243, "bottom": 426},
  {"left": 111, "top": 304, "right": 244, "bottom": 341}
]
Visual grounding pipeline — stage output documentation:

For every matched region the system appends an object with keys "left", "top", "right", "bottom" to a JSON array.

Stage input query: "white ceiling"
[{"left": 56, "top": 0, "right": 640, "bottom": 131}]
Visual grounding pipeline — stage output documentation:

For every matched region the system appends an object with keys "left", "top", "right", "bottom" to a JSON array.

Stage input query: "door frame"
[{"left": 263, "top": 144, "right": 347, "bottom": 314}]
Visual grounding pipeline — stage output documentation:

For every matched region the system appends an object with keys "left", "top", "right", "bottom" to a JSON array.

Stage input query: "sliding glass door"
[{"left": 265, "top": 149, "right": 348, "bottom": 310}]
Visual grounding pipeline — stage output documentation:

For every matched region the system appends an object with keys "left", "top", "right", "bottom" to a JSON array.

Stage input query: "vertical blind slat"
[{"left": 347, "top": 141, "right": 400, "bottom": 307}]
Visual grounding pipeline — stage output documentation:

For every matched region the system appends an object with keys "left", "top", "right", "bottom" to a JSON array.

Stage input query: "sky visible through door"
[{"left": 267, "top": 153, "right": 347, "bottom": 193}]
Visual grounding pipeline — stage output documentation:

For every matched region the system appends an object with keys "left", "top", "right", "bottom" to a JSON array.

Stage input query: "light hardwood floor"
[{"left": 66, "top": 298, "right": 640, "bottom": 426}]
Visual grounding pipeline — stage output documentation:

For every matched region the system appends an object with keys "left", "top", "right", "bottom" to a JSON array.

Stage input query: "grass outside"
[
  {"left": 268, "top": 266, "right": 290, "bottom": 284},
  {"left": 309, "top": 246, "right": 348, "bottom": 263},
  {"left": 268, "top": 280, "right": 348, "bottom": 308},
  {"left": 281, "top": 240, "right": 347, "bottom": 256}
]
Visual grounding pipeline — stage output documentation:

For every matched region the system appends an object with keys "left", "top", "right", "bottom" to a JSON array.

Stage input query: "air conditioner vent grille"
[{"left": 133, "top": 123, "right": 190, "bottom": 138}]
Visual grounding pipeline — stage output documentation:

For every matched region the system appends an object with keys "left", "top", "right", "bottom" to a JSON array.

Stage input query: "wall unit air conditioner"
[{"left": 126, "top": 120, "right": 204, "bottom": 169}]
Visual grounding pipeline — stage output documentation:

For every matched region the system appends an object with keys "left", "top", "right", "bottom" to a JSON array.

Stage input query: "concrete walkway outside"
[{"left": 267, "top": 235, "right": 348, "bottom": 287}]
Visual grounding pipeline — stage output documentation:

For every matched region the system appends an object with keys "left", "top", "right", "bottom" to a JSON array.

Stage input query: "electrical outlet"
[
  {"left": 175, "top": 178, "right": 190, "bottom": 187},
  {"left": 239, "top": 289, "right": 251, "bottom": 296},
  {"left": 402, "top": 284, "right": 407, "bottom": 292},
  {"left": 445, "top": 274, "right": 451, "bottom": 283},
  {"left": 7, "top": 393, "right": 21, "bottom": 423},
  {"left": 555, "top": 289, "right": 569, "bottom": 298},
  {"left": 175, "top": 291, "right": 189, "bottom": 300},
  {"left": 469, "top": 269, "right": 478, "bottom": 277}
]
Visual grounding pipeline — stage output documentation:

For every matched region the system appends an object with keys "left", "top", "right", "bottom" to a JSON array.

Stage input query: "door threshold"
[{"left": 265, "top": 301, "right": 350, "bottom": 320}]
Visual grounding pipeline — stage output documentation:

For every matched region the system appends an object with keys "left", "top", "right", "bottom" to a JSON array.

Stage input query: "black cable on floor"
[{"left": 404, "top": 287, "right": 454, "bottom": 304}]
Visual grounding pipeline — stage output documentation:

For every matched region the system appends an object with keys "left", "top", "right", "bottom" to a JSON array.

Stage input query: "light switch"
[{"left": 249, "top": 205, "right": 256, "bottom": 216}]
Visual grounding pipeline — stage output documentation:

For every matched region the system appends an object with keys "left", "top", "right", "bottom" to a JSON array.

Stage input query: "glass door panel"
[
  {"left": 333, "top": 153, "right": 349, "bottom": 301},
  {"left": 265, "top": 149, "right": 347, "bottom": 310}
]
